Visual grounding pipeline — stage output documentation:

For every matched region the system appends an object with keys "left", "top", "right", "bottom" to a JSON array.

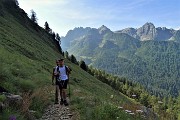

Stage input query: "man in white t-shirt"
[{"left": 54, "top": 59, "right": 70, "bottom": 106}]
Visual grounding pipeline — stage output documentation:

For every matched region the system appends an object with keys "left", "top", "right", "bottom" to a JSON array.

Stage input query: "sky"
[{"left": 18, "top": 0, "right": 180, "bottom": 36}]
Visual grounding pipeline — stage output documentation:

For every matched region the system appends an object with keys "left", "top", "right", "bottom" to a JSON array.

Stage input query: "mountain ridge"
[
  {"left": 62, "top": 22, "right": 180, "bottom": 51},
  {"left": 61, "top": 23, "right": 180, "bottom": 97},
  {"left": 116, "top": 22, "right": 176, "bottom": 41}
]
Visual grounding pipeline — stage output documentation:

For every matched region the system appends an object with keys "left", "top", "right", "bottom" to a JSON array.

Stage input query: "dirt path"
[{"left": 37, "top": 99, "right": 74, "bottom": 120}]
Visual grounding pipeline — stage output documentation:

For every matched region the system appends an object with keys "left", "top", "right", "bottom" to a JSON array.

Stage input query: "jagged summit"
[
  {"left": 62, "top": 22, "right": 179, "bottom": 51},
  {"left": 116, "top": 22, "right": 177, "bottom": 41},
  {"left": 137, "top": 22, "right": 156, "bottom": 40},
  {"left": 142, "top": 22, "right": 155, "bottom": 27},
  {"left": 98, "top": 25, "right": 111, "bottom": 35},
  {"left": 98, "top": 25, "right": 109, "bottom": 30}
]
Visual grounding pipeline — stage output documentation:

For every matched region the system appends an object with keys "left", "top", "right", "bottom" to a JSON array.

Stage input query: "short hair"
[{"left": 58, "top": 58, "right": 64, "bottom": 62}]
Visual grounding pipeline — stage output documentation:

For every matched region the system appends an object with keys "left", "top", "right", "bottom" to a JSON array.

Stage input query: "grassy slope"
[{"left": 0, "top": 1, "right": 140, "bottom": 119}]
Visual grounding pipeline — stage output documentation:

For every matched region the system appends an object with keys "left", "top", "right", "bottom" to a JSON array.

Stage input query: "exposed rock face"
[
  {"left": 116, "top": 22, "right": 176, "bottom": 41},
  {"left": 118, "top": 28, "right": 139, "bottom": 39},
  {"left": 98, "top": 25, "right": 111, "bottom": 35},
  {"left": 137, "top": 22, "right": 156, "bottom": 41},
  {"left": 155, "top": 27, "right": 174, "bottom": 41},
  {"left": 119, "top": 22, "right": 157, "bottom": 41}
]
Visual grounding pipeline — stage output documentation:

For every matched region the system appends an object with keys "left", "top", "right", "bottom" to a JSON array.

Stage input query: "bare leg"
[
  {"left": 60, "top": 88, "right": 63, "bottom": 99},
  {"left": 59, "top": 88, "right": 64, "bottom": 105},
  {"left": 62, "top": 89, "right": 66, "bottom": 100},
  {"left": 62, "top": 89, "right": 68, "bottom": 106}
]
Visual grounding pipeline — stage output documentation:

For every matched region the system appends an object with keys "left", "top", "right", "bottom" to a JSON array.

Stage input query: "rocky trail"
[
  {"left": 38, "top": 105, "right": 73, "bottom": 120},
  {"left": 37, "top": 98, "right": 74, "bottom": 120}
]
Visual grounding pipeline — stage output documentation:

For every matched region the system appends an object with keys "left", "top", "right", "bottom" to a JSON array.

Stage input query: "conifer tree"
[
  {"left": 52, "top": 32, "right": 56, "bottom": 40},
  {"left": 30, "top": 10, "right": 38, "bottom": 24},
  {"left": 79, "top": 60, "right": 88, "bottom": 71},
  {"left": 44, "top": 21, "right": 50, "bottom": 33},
  {"left": 55, "top": 33, "right": 61, "bottom": 42},
  {"left": 70, "top": 55, "right": 78, "bottom": 64}
]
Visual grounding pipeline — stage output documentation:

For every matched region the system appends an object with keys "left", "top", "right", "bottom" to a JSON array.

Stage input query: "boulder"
[{"left": 5, "top": 94, "right": 23, "bottom": 107}]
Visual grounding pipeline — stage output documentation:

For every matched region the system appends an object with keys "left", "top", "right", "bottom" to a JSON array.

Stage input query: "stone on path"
[{"left": 37, "top": 100, "right": 73, "bottom": 120}]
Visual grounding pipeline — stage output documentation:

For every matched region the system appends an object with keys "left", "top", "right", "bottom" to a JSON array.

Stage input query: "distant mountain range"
[
  {"left": 62, "top": 23, "right": 179, "bottom": 50},
  {"left": 61, "top": 23, "right": 180, "bottom": 97},
  {"left": 116, "top": 22, "right": 178, "bottom": 41}
]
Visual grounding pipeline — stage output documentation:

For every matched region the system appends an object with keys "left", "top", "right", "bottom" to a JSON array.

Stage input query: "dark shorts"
[{"left": 56, "top": 79, "right": 68, "bottom": 89}]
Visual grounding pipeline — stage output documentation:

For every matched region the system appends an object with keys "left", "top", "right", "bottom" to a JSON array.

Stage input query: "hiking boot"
[
  {"left": 60, "top": 99, "right": 64, "bottom": 105},
  {"left": 64, "top": 100, "right": 69, "bottom": 106}
]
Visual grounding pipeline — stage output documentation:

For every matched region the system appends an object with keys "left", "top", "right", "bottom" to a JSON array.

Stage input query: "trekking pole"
[{"left": 68, "top": 82, "right": 70, "bottom": 98}]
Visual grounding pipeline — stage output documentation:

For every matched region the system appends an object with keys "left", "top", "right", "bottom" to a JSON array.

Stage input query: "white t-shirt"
[{"left": 54, "top": 66, "right": 68, "bottom": 80}]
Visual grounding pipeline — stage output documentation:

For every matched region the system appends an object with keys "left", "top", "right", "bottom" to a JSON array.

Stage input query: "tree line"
[
  {"left": 64, "top": 50, "right": 180, "bottom": 119},
  {"left": 64, "top": 51, "right": 180, "bottom": 119},
  {"left": 87, "top": 66, "right": 180, "bottom": 119}
]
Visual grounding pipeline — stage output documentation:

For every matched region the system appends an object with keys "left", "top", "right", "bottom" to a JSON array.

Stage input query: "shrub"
[
  {"left": 18, "top": 79, "right": 36, "bottom": 92},
  {"left": 2, "top": 82, "right": 17, "bottom": 93}
]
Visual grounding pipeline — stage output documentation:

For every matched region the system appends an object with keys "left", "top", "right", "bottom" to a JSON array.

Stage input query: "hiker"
[{"left": 53, "top": 59, "right": 71, "bottom": 106}]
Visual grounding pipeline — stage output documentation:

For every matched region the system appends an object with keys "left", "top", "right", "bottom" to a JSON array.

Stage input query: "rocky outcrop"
[
  {"left": 0, "top": 92, "right": 37, "bottom": 119},
  {"left": 117, "top": 28, "right": 139, "bottom": 39},
  {"left": 116, "top": 22, "right": 177, "bottom": 41},
  {"left": 0, "top": 92, "right": 23, "bottom": 114},
  {"left": 98, "top": 25, "right": 111, "bottom": 35},
  {"left": 2, "top": 92, "right": 22, "bottom": 107},
  {"left": 137, "top": 22, "right": 156, "bottom": 41}
]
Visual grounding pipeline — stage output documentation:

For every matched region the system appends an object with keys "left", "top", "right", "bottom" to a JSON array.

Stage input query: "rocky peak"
[
  {"left": 98, "top": 25, "right": 111, "bottom": 35},
  {"left": 137, "top": 22, "right": 156, "bottom": 40},
  {"left": 143, "top": 22, "right": 155, "bottom": 27},
  {"left": 138, "top": 22, "right": 156, "bottom": 34},
  {"left": 98, "top": 25, "right": 108, "bottom": 30}
]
